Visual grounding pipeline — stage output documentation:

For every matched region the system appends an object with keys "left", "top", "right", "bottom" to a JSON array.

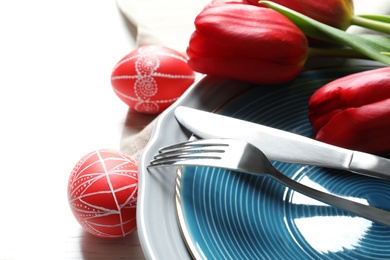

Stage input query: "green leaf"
[
  {"left": 259, "top": 1, "right": 390, "bottom": 65},
  {"left": 382, "top": 52, "right": 390, "bottom": 57},
  {"left": 359, "top": 34, "right": 390, "bottom": 50},
  {"left": 358, "top": 14, "right": 390, "bottom": 24},
  {"left": 351, "top": 15, "right": 390, "bottom": 34}
]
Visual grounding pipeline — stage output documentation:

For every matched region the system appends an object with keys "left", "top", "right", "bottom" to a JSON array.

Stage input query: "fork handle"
[{"left": 270, "top": 168, "right": 390, "bottom": 227}]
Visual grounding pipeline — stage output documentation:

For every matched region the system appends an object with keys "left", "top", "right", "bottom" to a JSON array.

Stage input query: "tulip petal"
[
  {"left": 187, "top": 4, "right": 308, "bottom": 83},
  {"left": 194, "top": 4, "right": 308, "bottom": 61},
  {"left": 260, "top": 1, "right": 390, "bottom": 65},
  {"left": 187, "top": 55, "right": 301, "bottom": 84},
  {"left": 315, "top": 99, "right": 390, "bottom": 154},
  {"left": 308, "top": 67, "right": 390, "bottom": 131},
  {"left": 247, "top": 0, "right": 353, "bottom": 30},
  {"left": 187, "top": 31, "right": 236, "bottom": 57}
]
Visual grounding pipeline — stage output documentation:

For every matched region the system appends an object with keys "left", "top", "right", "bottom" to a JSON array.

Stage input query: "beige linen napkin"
[
  {"left": 117, "top": 0, "right": 210, "bottom": 160},
  {"left": 120, "top": 112, "right": 157, "bottom": 161},
  {"left": 117, "top": 0, "right": 390, "bottom": 161},
  {"left": 116, "top": 0, "right": 210, "bottom": 56}
]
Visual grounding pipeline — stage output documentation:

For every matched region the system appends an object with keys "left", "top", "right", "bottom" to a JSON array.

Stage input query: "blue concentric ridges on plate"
[{"left": 177, "top": 67, "right": 390, "bottom": 259}]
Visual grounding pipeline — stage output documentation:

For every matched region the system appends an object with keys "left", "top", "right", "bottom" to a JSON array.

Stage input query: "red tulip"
[
  {"left": 247, "top": 0, "right": 354, "bottom": 30},
  {"left": 204, "top": 0, "right": 247, "bottom": 9},
  {"left": 308, "top": 67, "right": 390, "bottom": 154},
  {"left": 187, "top": 4, "right": 308, "bottom": 84}
]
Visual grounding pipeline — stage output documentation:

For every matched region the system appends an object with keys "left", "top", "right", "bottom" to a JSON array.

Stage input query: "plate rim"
[
  {"left": 137, "top": 62, "right": 384, "bottom": 259},
  {"left": 137, "top": 75, "right": 254, "bottom": 260},
  {"left": 173, "top": 65, "right": 388, "bottom": 260}
]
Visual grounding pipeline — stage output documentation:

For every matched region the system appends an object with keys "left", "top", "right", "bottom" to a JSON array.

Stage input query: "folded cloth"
[
  {"left": 117, "top": 0, "right": 210, "bottom": 160},
  {"left": 116, "top": 0, "right": 210, "bottom": 55},
  {"left": 117, "top": 0, "right": 390, "bottom": 161},
  {"left": 120, "top": 118, "right": 156, "bottom": 161},
  {"left": 120, "top": 109, "right": 157, "bottom": 161}
]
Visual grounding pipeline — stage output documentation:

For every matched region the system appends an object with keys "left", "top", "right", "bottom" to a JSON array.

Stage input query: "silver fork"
[{"left": 148, "top": 138, "right": 390, "bottom": 227}]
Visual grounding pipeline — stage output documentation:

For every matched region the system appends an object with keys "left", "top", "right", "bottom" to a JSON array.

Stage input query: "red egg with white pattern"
[
  {"left": 111, "top": 45, "right": 196, "bottom": 114},
  {"left": 67, "top": 149, "right": 138, "bottom": 239}
]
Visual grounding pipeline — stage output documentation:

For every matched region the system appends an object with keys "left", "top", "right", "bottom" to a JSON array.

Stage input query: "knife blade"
[{"left": 174, "top": 106, "right": 390, "bottom": 180}]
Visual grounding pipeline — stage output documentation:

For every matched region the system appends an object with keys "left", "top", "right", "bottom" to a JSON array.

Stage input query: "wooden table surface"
[{"left": 0, "top": 1, "right": 145, "bottom": 259}]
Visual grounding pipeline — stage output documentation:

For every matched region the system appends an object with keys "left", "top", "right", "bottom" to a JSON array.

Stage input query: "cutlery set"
[{"left": 148, "top": 106, "right": 390, "bottom": 227}]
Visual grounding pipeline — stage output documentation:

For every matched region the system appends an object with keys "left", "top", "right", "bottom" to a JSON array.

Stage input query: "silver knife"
[{"left": 174, "top": 106, "right": 390, "bottom": 180}]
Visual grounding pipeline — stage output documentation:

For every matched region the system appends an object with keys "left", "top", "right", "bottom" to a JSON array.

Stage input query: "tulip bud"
[
  {"left": 187, "top": 4, "right": 308, "bottom": 84},
  {"left": 204, "top": 0, "right": 246, "bottom": 9},
  {"left": 308, "top": 67, "right": 390, "bottom": 154},
  {"left": 247, "top": 0, "right": 354, "bottom": 30}
]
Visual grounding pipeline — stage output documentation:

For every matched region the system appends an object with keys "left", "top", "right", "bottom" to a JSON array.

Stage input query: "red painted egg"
[
  {"left": 68, "top": 150, "right": 138, "bottom": 239},
  {"left": 111, "top": 45, "right": 196, "bottom": 114}
]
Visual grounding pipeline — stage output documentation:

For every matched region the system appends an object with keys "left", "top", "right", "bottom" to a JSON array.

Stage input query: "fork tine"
[
  {"left": 149, "top": 138, "right": 390, "bottom": 227},
  {"left": 154, "top": 139, "right": 228, "bottom": 160},
  {"left": 158, "top": 139, "right": 228, "bottom": 153},
  {"left": 149, "top": 153, "right": 223, "bottom": 167},
  {"left": 149, "top": 140, "right": 230, "bottom": 167},
  {"left": 154, "top": 147, "right": 226, "bottom": 159}
]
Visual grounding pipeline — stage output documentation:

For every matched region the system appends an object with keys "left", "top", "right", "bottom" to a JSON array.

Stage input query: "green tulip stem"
[
  {"left": 308, "top": 47, "right": 368, "bottom": 59},
  {"left": 259, "top": 1, "right": 390, "bottom": 65},
  {"left": 351, "top": 15, "right": 390, "bottom": 34}
]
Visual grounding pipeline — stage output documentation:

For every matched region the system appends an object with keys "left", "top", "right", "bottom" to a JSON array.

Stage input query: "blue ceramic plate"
[{"left": 175, "top": 67, "right": 390, "bottom": 260}]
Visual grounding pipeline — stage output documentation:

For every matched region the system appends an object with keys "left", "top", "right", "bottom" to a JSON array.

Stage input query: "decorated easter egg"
[
  {"left": 111, "top": 45, "right": 196, "bottom": 114},
  {"left": 68, "top": 149, "right": 138, "bottom": 239}
]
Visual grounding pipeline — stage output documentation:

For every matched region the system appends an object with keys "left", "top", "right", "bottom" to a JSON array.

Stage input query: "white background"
[{"left": 0, "top": 1, "right": 144, "bottom": 259}]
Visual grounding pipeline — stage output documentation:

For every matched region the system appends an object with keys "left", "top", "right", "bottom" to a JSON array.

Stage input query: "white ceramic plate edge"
[
  {"left": 136, "top": 58, "right": 382, "bottom": 259},
  {"left": 137, "top": 75, "right": 254, "bottom": 260}
]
